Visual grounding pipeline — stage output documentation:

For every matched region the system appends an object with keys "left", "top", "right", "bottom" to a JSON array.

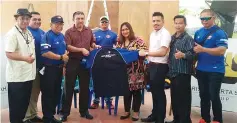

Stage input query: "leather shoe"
[
  {"left": 60, "top": 116, "right": 67, "bottom": 122},
  {"left": 52, "top": 117, "right": 62, "bottom": 123},
  {"left": 30, "top": 116, "right": 43, "bottom": 122},
  {"left": 80, "top": 111, "right": 93, "bottom": 120},
  {"left": 141, "top": 114, "right": 156, "bottom": 122},
  {"left": 131, "top": 117, "right": 139, "bottom": 121},
  {"left": 120, "top": 113, "right": 130, "bottom": 120}
]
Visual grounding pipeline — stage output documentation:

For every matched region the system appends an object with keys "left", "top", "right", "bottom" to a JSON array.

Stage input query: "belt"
[
  {"left": 44, "top": 64, "right": 64, "bottom": 68},
  {"left": 149, "top": 62, "right": 167, "bottom": 65}
]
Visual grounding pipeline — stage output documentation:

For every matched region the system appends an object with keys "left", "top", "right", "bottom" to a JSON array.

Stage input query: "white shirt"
[
  {"left": 5, "top": 25, "right": 36, "bottom": 82},
  {"left": 148, "top": 27, "right": 171, "bottom": 64}
]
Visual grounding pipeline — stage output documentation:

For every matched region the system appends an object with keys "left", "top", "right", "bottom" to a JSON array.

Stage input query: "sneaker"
[
  {"left": 199, "top": 119, "right": 206, "bottom": 123},
  {"left": 212, "top": 121, "right": 220, "bottom": 123},
  {"left": 89, "top": 103, "right": 99, "bottom": 109}
]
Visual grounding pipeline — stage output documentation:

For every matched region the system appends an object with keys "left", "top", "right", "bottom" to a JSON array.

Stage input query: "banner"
[{"left": 191, "top": 38, "right": 237, "bottom": 112}]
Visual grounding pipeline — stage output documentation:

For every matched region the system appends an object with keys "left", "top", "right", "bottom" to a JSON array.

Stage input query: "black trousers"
[
  {"left": 124, "top": 90, "right": 142, "bottom": 112},
  {"left": 196, "top": 70, "right": 224, "bottom": 123},
  {"left": 40, "top": 65, "right": 63, "bottom": 122},
  {"left": 8, "top": 80, "right": 33, "bottom": 123},
  {"left": 61, "top": 59, "right": 90, "bottom": 116},
  {"left": 149, "top": 63, "right": 168, "bottom": 122},
  {"left": 170, "top": 74, "right": 192, "bottom": 123}
]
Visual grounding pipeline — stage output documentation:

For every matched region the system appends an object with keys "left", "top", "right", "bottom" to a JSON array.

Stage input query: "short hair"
[
  {"left": 200, "top": 9, "right": 215, "bottom": 16},
  {"left": 152, "top": 12, "right": 164, "bottom": 19},
  {"left": 30, "top": 11, "right": 40, "bottom": 16},
  {"left": 173, "top": 15, "right": 187, "bottom": 25},
  {"left": 73, "top": 11, "right": 84, "bottom": 19}
]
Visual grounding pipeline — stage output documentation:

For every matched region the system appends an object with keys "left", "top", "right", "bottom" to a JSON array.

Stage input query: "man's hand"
[
  {"left": 82, "top": 48, "right": 90, "bottom": 56},
  {"left": 139, "top": 50, "right": 146, "bottom": 57},
  {"left": 174, "top": 49, "right": 185, "bottom": 59},
  {"left": 128, "top": 47, "right": 137, "bottom": 51},
  {"left": 94, "top": 44, "right": 101, "bottom": 49},
  {"left": 24, "top": 54, "right": 35, "bottom": 64},
  {"left": 62, "top": 51, "right": 69, "bottom": 62},
  {"left": 194, "top": 42, "right": 205, "bottom": 53}
]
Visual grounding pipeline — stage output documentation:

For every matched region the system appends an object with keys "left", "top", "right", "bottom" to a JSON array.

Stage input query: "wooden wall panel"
[
  {"left": 56, "top": 1, "right": 88, "bottom": 33},
  {"left": 0, "top": 1, "right": 57, "bottom": 34},
  {"left": 119, "top": 1, "right": 150, "bottom": 45}
]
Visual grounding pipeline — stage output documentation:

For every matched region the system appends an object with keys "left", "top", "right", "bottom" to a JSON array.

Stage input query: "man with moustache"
[
  {"left": 5, "top": 8, "right": 36, "bottom": 123},
  {"left": 60, "top": 11, "right": 100, "bottom": 122},
  {"left": 139, "top": 12, "right": 171, "bottom": 123},
  {"left": 40, "top": 15, "right": 69, "bottom": 123},
  {"left": 165, "top": 15, "right": 194, "bottom": 123},
  {"left": 24, "top": 11, "right": 45, "bottom": 123},
  {"left": 194, "top": 9, "right": 228, "bottom": 123}
]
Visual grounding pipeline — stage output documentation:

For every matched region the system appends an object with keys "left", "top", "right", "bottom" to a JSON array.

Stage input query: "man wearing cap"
[
  {"left": 24, "top": 11, "right": 44, "bottom": 123},
  {"left": 90, "top": 16, "right": 117, "bottom": 109},
  {"left": 60, "top": 11, "right": 99, "bottom": 122},
  {"left": 5, "top": 8, "right": 36, "bottom": 123},
  {"left": 40, "top": 15, "right": 68, "bottom": 123}
]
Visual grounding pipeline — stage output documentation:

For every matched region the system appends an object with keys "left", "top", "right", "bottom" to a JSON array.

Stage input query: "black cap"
[
  {"left": 14, "top": 8, "right": 31, "bottom": 18},
  {"left": 51, "top": 15, "right": 64, "bottom": 23}
]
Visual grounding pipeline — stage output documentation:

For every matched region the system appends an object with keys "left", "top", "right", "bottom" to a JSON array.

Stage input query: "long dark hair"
[{"left": 119, "top": 22, "right": 136, "bottom": 46}]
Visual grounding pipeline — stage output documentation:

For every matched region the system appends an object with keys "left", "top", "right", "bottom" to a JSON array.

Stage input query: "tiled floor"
[{"left": 1, "top": 90, "right": 237, "bottom": 123}]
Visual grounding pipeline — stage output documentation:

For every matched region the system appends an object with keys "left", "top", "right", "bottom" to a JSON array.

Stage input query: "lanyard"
[{"left": 15, "top": 26, "right": 30, "bottom": 44}]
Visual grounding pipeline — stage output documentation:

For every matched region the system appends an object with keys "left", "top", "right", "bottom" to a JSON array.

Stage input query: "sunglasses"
[
  {"left": 101, "top": 21, "right": 108, "bottom": 24},
  {"left": 200, "top": 17, "right": 212, "bottom": 21}
]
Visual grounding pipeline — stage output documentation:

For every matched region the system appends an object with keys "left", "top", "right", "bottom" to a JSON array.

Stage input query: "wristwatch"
[{"left": 60, "top": 55, "right": 63, "bottom": 61}]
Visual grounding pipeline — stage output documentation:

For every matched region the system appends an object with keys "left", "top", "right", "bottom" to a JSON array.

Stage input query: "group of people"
[{"left": 5, "top": 7, "right": 227, "bottom": 123}]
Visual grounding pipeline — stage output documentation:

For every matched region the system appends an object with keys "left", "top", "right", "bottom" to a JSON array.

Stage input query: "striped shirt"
[{"left": 168, "top": 32, "right": 194, "bottom": 78}]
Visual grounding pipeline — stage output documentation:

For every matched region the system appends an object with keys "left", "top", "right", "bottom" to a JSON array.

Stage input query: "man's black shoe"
[
  {"left": 30, "top": 116, "right": 43, "bottom": 122},
  {"left": 141, "top": 114, "right": 156, "bottom": 122},
  {"left": 80, "top": 111, "right": 93, "bottom": 120},
  {"left": 52, "top": 117, "right": 62, "bottom": 123},
  {"left": 60, "top": 116, "right": 67, "bottom": 122}
]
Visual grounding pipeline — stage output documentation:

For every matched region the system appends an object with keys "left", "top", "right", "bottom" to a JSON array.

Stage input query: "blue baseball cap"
[{"left": 51, "top": 15, "right": 64, "bottom": 23}]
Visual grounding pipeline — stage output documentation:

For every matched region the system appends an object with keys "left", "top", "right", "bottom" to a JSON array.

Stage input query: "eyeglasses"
[
  {"left": 101, "top": 21, "right": 108, "bottom": 24},
  {"left": 200, "top": 17, "right": 212, "bottom": 21}
]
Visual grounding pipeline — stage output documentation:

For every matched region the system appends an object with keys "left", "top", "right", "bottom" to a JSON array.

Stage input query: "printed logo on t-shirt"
[{"left": 106, "top": 35, "right": 111, "bottom": 38}]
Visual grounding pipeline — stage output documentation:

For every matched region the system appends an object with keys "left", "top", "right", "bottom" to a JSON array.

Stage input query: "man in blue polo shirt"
[
  {"left": 90, "top": 16, "right": 117, "bottom": 109},
  {"left": 40, "top": 15, "right": 68, "bottom": 123},
  {"left": 24, "top": 11, "right": 44, "bottom": 123},
  {"left": 194, "top": 9, "right": 228, "bottom": 123}
]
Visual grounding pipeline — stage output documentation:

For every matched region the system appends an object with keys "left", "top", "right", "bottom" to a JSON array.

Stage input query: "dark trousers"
[
  {"left": 170, "top": 74, "right": 192, "bottom": 123},
  {"left": 149, "top": 63, "right": 168, "bottom": 122},
  {"left": 61, "top": 59, "right": 90, "bottom": 116},
  {"left": 124, "top": 90, "right": 142, "bottom": 112},
  {"left": 40, "top": 65, "right": 63, "bottom": 122},
  {"left": 196, "top": 70, "right": 224, "bottom": 123},
  {"left": 8, "top": 80, "right": 33, "bottom": 123}
]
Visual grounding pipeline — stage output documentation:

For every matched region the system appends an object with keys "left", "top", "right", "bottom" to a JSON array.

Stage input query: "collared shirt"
[
  {"left": 148, "top": 27, "right": 171, "bottom": 64},
  {"left": 168, "top": 32, "right": 194, "bottom": 78},
  {"left": 41, "top": 30, "right": 66, "bottom": 65},
  {"left": 194, "top": 25, "right": 228, "bottom": 73},
  {"left": 65, "top": 25, "right": 94, "bottom": 60},
  {"left": 5, "top": 25, "right": 36, "bottom": 82},
  {"left": 94, "top": 29, "right": 117, "bottom": 47},
  {"left": 27, "top": 26, "right": 45, "bottom": 68}
]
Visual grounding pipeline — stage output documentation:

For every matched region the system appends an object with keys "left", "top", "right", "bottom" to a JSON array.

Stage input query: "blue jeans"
[{"left": 196, "top": 70, "right": 224, "bottom": 123}]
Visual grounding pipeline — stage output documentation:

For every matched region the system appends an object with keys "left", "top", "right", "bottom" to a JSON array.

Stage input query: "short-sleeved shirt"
[
  {"left": 94, "top": 29, "right": 117, "bottom": 47},
  {"left": 41, "top": 30, "right": 66, "bottom": 65},
  {"left": 5, "top": 25, "right": 36, "bottom": 82},
  {"left": 65, "top": 25, "right": 94, "bottom": 60},
  {"left": 148, "top": 27, "right": 171, "bottom": 63},
  {"left": 194, "top": 25, "right": 228, "bottom": 73},
  {"left": 27, "top": 26, "right": 45, "bottom": 68}
]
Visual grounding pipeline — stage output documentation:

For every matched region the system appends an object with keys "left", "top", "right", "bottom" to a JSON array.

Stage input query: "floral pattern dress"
[{"left": 117, "top": 37, "right": 147, "bottom": 91}]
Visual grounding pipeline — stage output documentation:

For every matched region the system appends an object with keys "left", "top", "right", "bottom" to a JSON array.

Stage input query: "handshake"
[{"left": 61, "top": 51, "right": 69, "bottom": 63}]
